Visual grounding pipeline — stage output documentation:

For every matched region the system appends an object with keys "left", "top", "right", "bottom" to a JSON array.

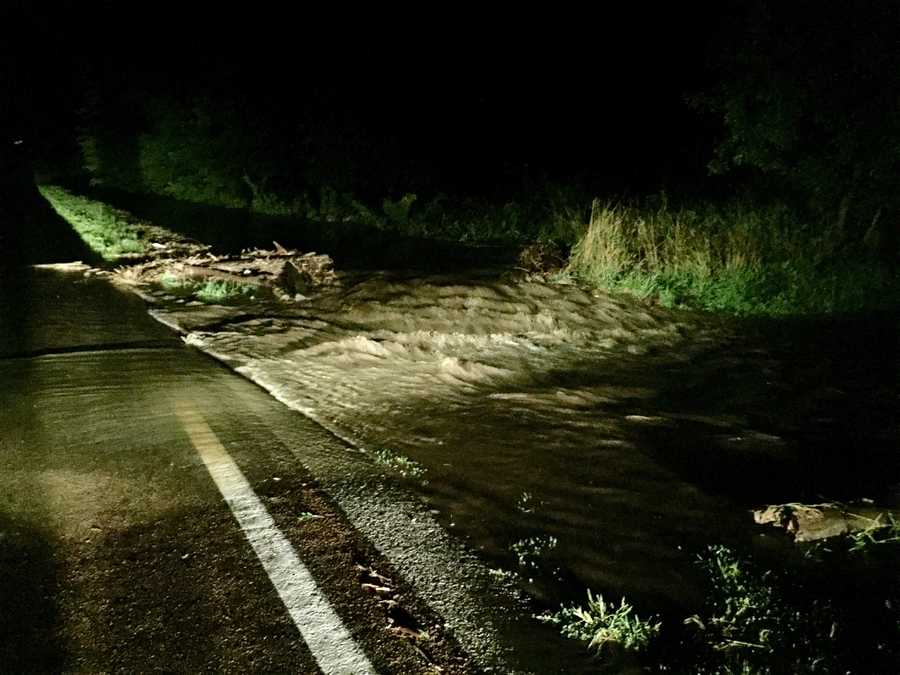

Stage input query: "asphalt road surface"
[{"left": 0, "top": 265, "right": 478, "bottom": 673}]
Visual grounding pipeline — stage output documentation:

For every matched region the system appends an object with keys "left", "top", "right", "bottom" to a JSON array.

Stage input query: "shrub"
[
  {"left": 511, "top": 535, "right": 558, "bottom": 569},
  {"left": 847, "top": 513, "right": 900, "bottom": 554},
  {"left": 382, "top": 193, "right": 417, "bottom": 227}
]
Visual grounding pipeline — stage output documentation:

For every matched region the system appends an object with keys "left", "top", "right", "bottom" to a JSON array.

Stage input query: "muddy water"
[{"left": 165, "top": 271, "right": 899, "bottom": 619}]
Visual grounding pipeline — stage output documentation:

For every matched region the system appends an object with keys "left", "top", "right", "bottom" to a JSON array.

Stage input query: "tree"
[{"left": 697, "top": 0, "right": 899, "bottom": 261}]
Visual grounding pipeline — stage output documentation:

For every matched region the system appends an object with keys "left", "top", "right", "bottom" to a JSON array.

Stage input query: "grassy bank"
[
  {"left": 38, "top": 185, "right": 151, "bottom": 260},
  {"left": 39, "top": 181, "right": 897, "bottom": 316},
  {"left": 295, "top": 187, "right": 897, "bottom": 316},
  {"left": 565, "top": 197, "right": 898, "bottom": 316}
]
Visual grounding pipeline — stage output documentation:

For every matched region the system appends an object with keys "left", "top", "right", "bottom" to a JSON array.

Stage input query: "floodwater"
[{"left": 156, "top": 269, "right": 899, "bottom": 619}]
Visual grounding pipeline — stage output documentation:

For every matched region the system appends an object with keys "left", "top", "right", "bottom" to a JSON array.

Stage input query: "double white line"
[{"left": 176, "top": 402, "right": 376, "bottom": 675}]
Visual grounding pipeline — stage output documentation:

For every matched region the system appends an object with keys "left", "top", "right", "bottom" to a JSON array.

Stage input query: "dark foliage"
[{"left": 696, "top": 0, "right": 899, "bottom": 262}]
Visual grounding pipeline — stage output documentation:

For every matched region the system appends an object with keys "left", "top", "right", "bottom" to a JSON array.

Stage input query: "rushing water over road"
[
  {"left": 4, "top": 266, "right": 555, "bottom": 673},
  {"left": 148, "top": 269, "right": 899, "bottom": 619}
]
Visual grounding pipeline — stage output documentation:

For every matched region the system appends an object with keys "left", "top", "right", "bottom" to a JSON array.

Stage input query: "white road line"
[{"left": 175, "top": 402, "right": 377, "bottom": 675}]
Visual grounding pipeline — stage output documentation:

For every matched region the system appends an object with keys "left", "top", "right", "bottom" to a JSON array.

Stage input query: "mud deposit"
[{"left": 140, "top": 270, "right": 898, "bottom": 656}]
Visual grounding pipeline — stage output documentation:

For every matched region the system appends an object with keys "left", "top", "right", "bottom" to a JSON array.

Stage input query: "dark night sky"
[{"left": 4, "top": 1, "right": 730, "bottom": 189}]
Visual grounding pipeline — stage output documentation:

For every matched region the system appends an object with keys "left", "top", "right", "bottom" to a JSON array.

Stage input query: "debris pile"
[
  {"left": 114, "top": 241, "right": 337, "bottom": 302},
  {"left": 753, "top": 501, "right": 898, "bottom": 543}
]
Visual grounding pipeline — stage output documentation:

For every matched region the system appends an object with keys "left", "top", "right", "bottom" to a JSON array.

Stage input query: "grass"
[
  {"left": 847, "top": 512, "right": 900, "bottom": 553},
  {"left": 194, "top": 279, "right": 254, "bottom": 303},
  {"left": 158, "top": 272, "right": 191, "bottom": 292},
  {"left": 537, "top": 591, "right": 661, "bottom": 655},
  {"left": 565, "top": 197, "right": 899, "bottom": 316},
  {"left": 370, "top": 447, "right": 426, "bottom": 479},
  {"left": 516, "top": 491, "right": 535, "bottom": 514},
  {"left": 42, "top": 179, "right": 898, "bottom": 316},
  {"left": 683, "top": 543, "right": 900, "bottom": 674},
  {"left": 539, "top": 541, "right": 899, "bottom": 671},
  {"left": 685, "top": 546, "right": 796, "bottom": 659},
  {"left": 197, "top": 181, "right": 900, "bottom": 316},
  {"left": 158, "top": 273, "right": 255, "bottom": 304},
  {"left": 297, "top": 511, "right": 324, "bottom": 522},
  {"left": 38, "top": 185, "right": 151, "bottom": 260},
  {"left": 487, "top": 567, "right": 519, "bottom": 584},
  {"left": 253, "top": 184, "right": 587, "bottom": 245}
]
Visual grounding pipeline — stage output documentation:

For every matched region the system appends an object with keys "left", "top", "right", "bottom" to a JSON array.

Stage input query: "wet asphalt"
[
  {"left": 0, "top": 267, "right": 335, "bottom": 671},
  {"left": 0, "top": 266, "right": 599, "bottom": 674},
  {"left": 0, "top": 264, "right": 513, "bottom": 674},
  {"left": 0, "top": 189, "right": 596, "bottom": 673}
]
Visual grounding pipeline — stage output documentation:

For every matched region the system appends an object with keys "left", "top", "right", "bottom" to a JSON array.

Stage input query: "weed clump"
[
  {"left": 540, "top": 541, "right": 899, "bottom": 672},
  {"left": 157, "top": 274, "right": 255, "bottom": 304},
  {"left": 371, "top": 447, "right": 426, "bottom": 480},
  {"left": 537, "top": 591, "right": 661, "bottom": 655},
  {"left": 194, "top": 279, "right": 254, "bottom": 303},
  {"left": 847, "top": 512, "right": 900, "bottom": 553},
  {"left": 684, "top": 545, "right": 815, "bottom": 668}
]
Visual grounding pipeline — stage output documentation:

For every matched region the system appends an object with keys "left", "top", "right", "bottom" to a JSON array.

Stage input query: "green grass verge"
[
  {"left": 685, "top": 541, "right": 900, "bottom": 674},
  {"left": 247, "top": 184, "right": 587, "bottom": 245},
  {"left": 565, "top": 199, "right": 898, "bottom": 316},
  {"left": 38, "top": 185, "right": 151, "bottom": 261}
]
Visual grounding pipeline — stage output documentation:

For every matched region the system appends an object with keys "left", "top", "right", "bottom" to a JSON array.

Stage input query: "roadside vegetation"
[
  {"left": 370, "top": 447, "right": 427, "bottom": 481},
  {"left": 564, "top": 196, "right": 898, "bottom": 316},
  {"left": 38, "top": 184, "right": 150, "bottom": 260},
  {"left": 311, "top": 188, "right": 896, "bottom": 317},
  {"left": 536, "top": 529, "right": 899, "bottom": 673},
  {"left": 41, "top": 178, "right": 898, "bottom": 317},
  {"left": 66, "top": 71, "right": 900, "bottom": 316},
  {"left": 63, "top": 2, "right": 896, "bottom": 318},
  {"left": 159, "top": 273, "right": 257, "bottom": 304},
  {"left": 48, "top": 169, "right": 899, "bottom": 317},
  {"left": 537, "top": 591, "right": 661, "bottom": 656},
  {"left": 511, "top": 535, "right": 558, "bottom": 571}
]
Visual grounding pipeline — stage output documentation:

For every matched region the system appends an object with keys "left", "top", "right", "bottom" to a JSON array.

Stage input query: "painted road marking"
[{"left": 175, "top": 402, "right": 376, "bottom": 675}]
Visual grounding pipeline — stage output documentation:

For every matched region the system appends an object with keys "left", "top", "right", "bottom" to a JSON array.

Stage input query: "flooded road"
[
  {"left": 151, "top": 268, "right": 900, "bottom": 622},
  {"left": 3, "top": 259, "right": 897, "bottom": 672},
  {"left": 0, "top": 267, "right": 518, "bottom": 673}
]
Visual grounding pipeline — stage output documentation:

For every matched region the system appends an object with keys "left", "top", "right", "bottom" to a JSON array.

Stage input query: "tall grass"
[
  {"left": 41, "top": 177, "right": 897, "bottom": 316},
  {"left": 566, "top": 197, "right": 898, "bottom": 316},
  {"left": 246, "top": 187, "right": 897, "bottom": 317}
]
